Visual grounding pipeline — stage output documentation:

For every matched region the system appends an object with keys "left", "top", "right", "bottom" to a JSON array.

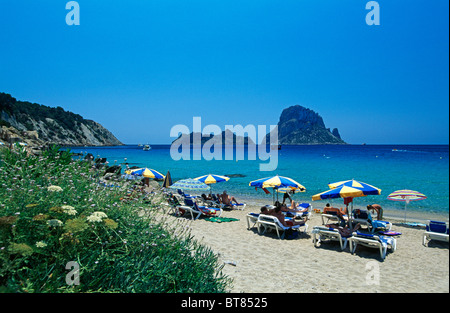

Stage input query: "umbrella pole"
[{"left": 404, "top": 202, "right": 407, "bottom": 223}]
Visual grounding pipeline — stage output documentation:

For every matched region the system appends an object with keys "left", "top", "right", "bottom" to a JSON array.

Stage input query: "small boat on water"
[{"left": 143, "top": 144, "right": 151, "bottom": 151}]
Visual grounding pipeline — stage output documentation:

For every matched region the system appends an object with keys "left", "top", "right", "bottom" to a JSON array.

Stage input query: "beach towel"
[
  {"left": 379, "top": 231, "right": 402, "bottom": 236},
  {"left": 205, "top": 217, "right": 240, "bottom": 223}
]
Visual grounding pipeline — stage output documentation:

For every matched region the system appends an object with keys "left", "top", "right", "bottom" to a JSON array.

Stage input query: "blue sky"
[{"left": 0, "top": 0, "right": 448, "bottom": 144}]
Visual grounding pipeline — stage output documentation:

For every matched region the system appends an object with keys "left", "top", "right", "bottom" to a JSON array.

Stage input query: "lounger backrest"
[
  {"left": 428, "top": 221, "right": 448, "bottom": 234},
  {"left": 259, "top": 214, "right": 284, "bottom": 228},
  {"left": 354, "top": 210, "right": 369, "bottom": 219},
  {"left": 323, "top": 207, "right": 339, "bottom": 215},
  {"left": 184, "top": 198, "right": 195, "bottom": 207}
]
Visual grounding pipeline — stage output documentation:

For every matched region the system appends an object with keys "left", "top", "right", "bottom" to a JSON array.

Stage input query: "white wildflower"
[
  {"left": 47, "top": 185, "right": 63, "bottom": 192},
  {"left": 47, "top": 219, "right": 63, "bottom": 227},
  {"left": 61, "top": 205, "right": 77, "bottom": 216},
  {"left": 36, "top": 241, "right": 47, "bottom": 248},
  {"left": 87, "top": 211, "right": 108, "bottom": 223}
]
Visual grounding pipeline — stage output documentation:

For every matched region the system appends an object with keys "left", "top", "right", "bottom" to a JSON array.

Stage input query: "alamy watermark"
[
  {"left": 66, "top": 1, "right": 80, "bottom": 26},
  {"left": 65, "top": 261, "right": 80, "bottom": 286},
  {"left": 365, "top": 261, "right": 380, "bottom": 285},
  {"left": 170, "top": 117, "right": 279, "bottom": 171},
  {"left": 366, "top": 1, "right": 380, "bottom": 26}
]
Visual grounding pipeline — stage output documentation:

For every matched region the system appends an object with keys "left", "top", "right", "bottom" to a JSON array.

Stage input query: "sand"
[{"left": 162, "top": 203, "right": 449, "bottom": 293}]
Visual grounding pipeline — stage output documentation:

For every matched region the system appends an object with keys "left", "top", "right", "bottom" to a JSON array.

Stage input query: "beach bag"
[{"left": 285, "top": 228, "right": 299, "bottom": 240}]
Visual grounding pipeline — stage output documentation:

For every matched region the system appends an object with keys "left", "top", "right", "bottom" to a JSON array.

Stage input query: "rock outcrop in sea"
[{"left": 265, "top": 105, "right": 346, "bottom": 145}]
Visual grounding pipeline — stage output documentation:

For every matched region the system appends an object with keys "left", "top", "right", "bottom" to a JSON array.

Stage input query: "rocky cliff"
[
  {"left": 265, "top": 105, "right": 346, "bottom": 145},
  {"left": 0, "top": 92, "right": 123, "bottom": 146}
]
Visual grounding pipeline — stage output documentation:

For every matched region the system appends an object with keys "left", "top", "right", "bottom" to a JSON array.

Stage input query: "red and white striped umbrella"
[{"left": 387, "top": 189, "right": 427, "bottom": 222}]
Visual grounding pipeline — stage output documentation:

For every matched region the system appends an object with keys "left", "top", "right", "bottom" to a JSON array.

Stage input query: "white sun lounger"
[
  {"left": 179, "top": 197, "right": 222, "bottom": 220},
  {"left": 256, "top": 214, "right": 307, "bottom": 239},
  {"left": 349, "top": 232, "right": 396, "bottom": 260},
  {"left": 246, "top": 213, "right": 260, "bottom": 230},
  {"left": 311, "top": 226, "right": 349, "bottom": 250}
]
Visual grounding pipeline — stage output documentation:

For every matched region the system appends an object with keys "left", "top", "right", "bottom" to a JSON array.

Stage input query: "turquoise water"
[{"left": 66, "top": 144, "right": 449, "bottom": 220}]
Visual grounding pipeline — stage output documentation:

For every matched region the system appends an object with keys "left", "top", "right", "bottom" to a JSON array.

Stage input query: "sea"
[{"left": 65, "top": 144, "right": 449, "bottom": 222}]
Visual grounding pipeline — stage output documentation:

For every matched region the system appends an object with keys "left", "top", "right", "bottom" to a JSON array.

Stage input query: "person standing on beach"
[{"left": 367, "top": 204, "right": 383, "bottom": 220}]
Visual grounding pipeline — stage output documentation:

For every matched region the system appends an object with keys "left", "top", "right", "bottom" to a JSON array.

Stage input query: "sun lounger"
[
  {"left": 311, "top": 226, "right": 349, "bottom": 250},
  {"left": 423, "top": 220, "right": 449, "bottom": 246},
  {"left": 256, "top": 214, "right": 307, "bottom": 239},
  {"left": 321, "top": 207, "right": 347, "bottom": 225},
  {"left": 349, "top": 232, "right": 396, "bottom": 260},
  {"left": 178, "top": 197, "right": 222, "bottom": 220},
  {"left": 222, "top": 202, "right": 246, "bottom": 211},
  {"left": 246, "top": 213, "right": 260, "bottom": 230},
  {"left": 350, "top": 210, "right": 392, "bottom": 233},
  {"left": 288, "top": 203, "right": 312, "bottom": 220}
]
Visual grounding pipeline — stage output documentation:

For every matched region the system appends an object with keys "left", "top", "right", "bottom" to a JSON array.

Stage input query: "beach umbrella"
[
  {"left": 194, "top": 174, "right": 230, "bottom": 185},
  {"left": 162, "top": 171, "right": 173, "bottom": 188},
  {"left": 328, "top": 179, "right": 381, "bottom": 196},
  {"left": 249, "top": 175, "right": 306, "bottom": 204},
  {"left": 194, "top": 174, "right": 230, "bottom": 195},
  {"left": 169, "top": 178, "right": 210, "bottom": 193},
  {"left": 276, "top": 187, "right": 306, "bottom": 194},
  {"left": 312, "top": 180, "right": 381, "bottom": 214},
  {"left": 387, "top": 189, "right": 427, "bottom": 222},
  {"left": 125, "top": 168, "right": 165, "bottom": 179}
]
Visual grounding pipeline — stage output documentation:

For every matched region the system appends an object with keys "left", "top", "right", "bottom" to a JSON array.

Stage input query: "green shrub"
[{"left": 0, "top": 145, "right": 231, "bottom": 293}]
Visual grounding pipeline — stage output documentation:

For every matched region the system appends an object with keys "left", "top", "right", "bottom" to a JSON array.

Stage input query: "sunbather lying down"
[
  {"left": 219, "top": 191, "right": 239, "bottom": 206},
  {"left": 326, "top": 223, "right": 362, "bottom": 237},
  {"left": 261, "top": 205, "right": 306, "bottom": 227}
]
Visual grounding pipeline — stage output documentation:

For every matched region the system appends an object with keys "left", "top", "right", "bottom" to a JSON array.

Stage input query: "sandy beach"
[{"left": 163, "top": 203, "right": 449, "bottom": 293}]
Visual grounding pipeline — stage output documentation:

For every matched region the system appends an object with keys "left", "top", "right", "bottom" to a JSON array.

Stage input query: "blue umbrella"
[{"left": 169, "top": 178, "right": 210, "bottom": 193}]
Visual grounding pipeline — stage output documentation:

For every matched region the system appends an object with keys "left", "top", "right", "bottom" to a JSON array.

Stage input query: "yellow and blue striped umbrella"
[
  {"left": 312, "top": 179, "right": 380, "bottom": 201},
  {"left": 328, "top": 179, "right": 381, "bottom": 195},
  {"left": 249, "top": 175, "right": 306, "bottom": 204},
  {"left": 249, "top": 175, "right": 306, "bottom": 190},
  {"left": 125, "top": 168, "right": 165, "bottom": 179},
  {"left": 194, "top": 174, "right": 230, "bottom": 185},
  {"left": 312, "top": 185, "right": 371, "bottom": 201}
]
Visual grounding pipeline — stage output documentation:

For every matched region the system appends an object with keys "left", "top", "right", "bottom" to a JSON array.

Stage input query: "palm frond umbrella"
[
  {"left": 387, "top": 189, "right": 427, "bottom": 222},
  {"left": 249, "top": 175, "right": 306, "bottom": 204}
]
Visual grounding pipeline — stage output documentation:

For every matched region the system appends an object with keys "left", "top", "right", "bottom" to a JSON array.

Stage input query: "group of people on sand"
[
  {"left": 321, "top": 202, "right": 384, "bottom": 237},
  {"left": 201, "top": 190, "right": 240, "bottom": 206},
  {"left": 259, "top": 200, "right": 309, "bottom": 228}
]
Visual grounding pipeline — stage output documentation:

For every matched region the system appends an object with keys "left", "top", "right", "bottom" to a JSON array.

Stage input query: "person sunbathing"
[
  {"left": 260, "top": 206, "right": 274, "bottom": 215},
  {"left": 327, "top": 222, "right": 361, "bottom": 237},
  {"left": 288, "top": 200, "right": 309, "bottom": 213},
  {"left": 219, "top": 191, "right": 239, "bottom": 206},
  {"left": 201, "top": 193, "right": 212, "bottom": 201},
  {"left": 271, "top": 206, "right": 306, "bottom": 227}
]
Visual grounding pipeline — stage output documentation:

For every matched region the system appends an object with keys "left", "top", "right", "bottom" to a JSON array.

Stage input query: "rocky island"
[{"left": 266, "top": 105, "right": 346, "bottom": 145}]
